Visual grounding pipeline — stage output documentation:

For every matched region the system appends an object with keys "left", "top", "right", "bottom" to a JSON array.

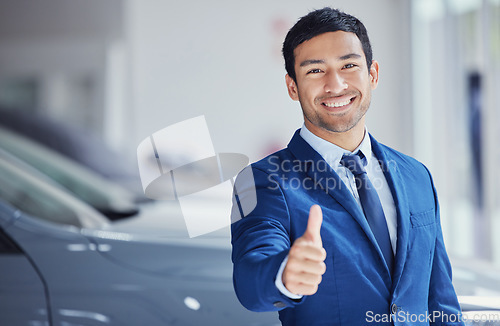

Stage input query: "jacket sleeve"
[
  {"left": 426, "top": 167, "right": 465, "bottom": 326},
  {"left": 231, "top": 166, "right": 305, "bottom": 312}
]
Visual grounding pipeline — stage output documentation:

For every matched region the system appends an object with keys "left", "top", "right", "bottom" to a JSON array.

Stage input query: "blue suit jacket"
[{"left": 231, "top": 130, "right": 464, "bottom": 326}]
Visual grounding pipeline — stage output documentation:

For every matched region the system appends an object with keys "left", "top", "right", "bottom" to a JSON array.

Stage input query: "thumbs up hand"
[{"left": 282, "top": 205, "right": 327, "bottom": 296}]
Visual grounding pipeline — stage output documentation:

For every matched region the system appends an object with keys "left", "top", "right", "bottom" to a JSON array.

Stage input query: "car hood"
[{"left": 82, "top": 199, "right": 234, "bottom": 279}]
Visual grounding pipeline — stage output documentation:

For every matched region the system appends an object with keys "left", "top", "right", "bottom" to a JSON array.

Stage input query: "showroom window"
[{"left": 411, "top": 0, "right": 500, "bottom": 264}]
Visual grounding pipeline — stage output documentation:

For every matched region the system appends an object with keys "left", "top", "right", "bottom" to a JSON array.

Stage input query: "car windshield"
[
  {"left": 0, "top": 150, "right": 108, "bottom": 229},
  {"left": 0, "top": 127, "right": 138, "bottom": 219}
]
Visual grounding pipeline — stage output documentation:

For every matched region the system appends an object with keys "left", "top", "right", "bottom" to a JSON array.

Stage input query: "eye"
[
  {"left": 343, "top": 63, "right": 357, "bottom": 69},
  {"left": 307, "top": 68, "right": 323, "bottom": 74}
]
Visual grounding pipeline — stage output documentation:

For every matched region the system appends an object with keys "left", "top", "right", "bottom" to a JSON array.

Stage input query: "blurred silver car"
[
  {"left": 452, "top": 260, "right": 500, "bottom": 325},
  {"left": 0, "top": 126, "right": 140, "bottom": 220},
  {"left": 0, "top": 149, "right": 279, "bottom": 325}
]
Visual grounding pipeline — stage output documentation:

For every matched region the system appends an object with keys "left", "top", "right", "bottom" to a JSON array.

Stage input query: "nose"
[{"left": 324, "top": 71, "right": 348, "bottom": 94}]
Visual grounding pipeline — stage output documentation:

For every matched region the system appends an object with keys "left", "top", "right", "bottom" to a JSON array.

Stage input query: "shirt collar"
[{"left": 299, "top": 124, "right": 372, "bottom": 168}]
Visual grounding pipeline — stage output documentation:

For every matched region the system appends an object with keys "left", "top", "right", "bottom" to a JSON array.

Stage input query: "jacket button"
[
  {"left": 273, "top": 301, "right": 287, "bottom": 308},
  {"left": 391, "top": 303, "right": 398, "bottom": 314}
]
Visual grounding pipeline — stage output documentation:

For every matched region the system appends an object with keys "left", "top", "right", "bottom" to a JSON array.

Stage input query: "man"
[{"left": 231, "top": 7, "right": 464, "bottom": 326}]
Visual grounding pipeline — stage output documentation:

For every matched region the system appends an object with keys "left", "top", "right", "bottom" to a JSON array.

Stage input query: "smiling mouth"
[{"left": 321, "top": 97, "right": 355, "bottom": 108}]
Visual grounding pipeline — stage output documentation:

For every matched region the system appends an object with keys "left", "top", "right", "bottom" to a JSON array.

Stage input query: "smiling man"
[
  {"left": 231, "top": 7, "right": 464, "bottom": 326},
  {"left": 286, "top": 30, "right": 377, "bottom": 151}
]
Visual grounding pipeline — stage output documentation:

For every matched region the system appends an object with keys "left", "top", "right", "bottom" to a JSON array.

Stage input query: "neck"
[{"left": 305, "top": 119, "right": 366, "bottom": 152}]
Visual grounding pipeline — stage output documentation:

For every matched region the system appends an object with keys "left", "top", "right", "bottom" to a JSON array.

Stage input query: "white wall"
[
  {"left": 0, "top": 0, "right": 123, "bottom": 135},
  {"left": 125, "top": 0, "right": 412, "bottom": 162}
]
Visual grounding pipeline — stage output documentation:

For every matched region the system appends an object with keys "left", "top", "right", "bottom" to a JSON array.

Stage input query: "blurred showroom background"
[{"left": 0, "top": 0, "right": 499, "bottom": 269}]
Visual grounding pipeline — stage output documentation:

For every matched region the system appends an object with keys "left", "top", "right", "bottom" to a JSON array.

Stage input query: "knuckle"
[{"left": 320, "top": 262, "right": 327, "bottom": 274}]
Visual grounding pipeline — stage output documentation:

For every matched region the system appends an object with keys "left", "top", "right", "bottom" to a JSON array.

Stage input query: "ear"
[
  {"left": 285, "top": 74, "right": 299, "bottom": 101},
  {"left": 369, "top": 60, "right": 379, "bottom": 90}
]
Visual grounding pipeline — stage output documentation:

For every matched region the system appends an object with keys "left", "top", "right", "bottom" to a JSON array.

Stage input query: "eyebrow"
[
  {"left": 299, "top": 53, "right": 363, "bottom": 67},
  {"left": 339, "top": 53, "right": 362, "bottom": 61},
  {"left": 299, "top": 59, "right": 325, "bottom": 67}
]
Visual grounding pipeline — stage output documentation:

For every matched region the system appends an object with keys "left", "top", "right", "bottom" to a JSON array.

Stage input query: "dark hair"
[{"left": 282, "top": 7, "right": 373, "bottom": 82}]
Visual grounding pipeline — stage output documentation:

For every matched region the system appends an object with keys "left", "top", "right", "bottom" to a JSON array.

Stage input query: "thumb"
[{"left": 303, "top": 205, "right": 323, "bottom": 245}]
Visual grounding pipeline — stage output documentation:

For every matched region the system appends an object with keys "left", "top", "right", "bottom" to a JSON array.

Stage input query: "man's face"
[{"left": 286, "top": 31, "right": 379, "bottom": 136}]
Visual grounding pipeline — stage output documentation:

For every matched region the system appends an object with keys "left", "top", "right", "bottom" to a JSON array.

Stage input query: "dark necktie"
[{"left": 340, "top": 152, "right": 394, "bottom": 275}]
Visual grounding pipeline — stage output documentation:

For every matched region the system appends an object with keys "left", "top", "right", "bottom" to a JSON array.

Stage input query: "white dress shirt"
[{"left": 275, "top": 125, "right": 398, "bottom": 299}]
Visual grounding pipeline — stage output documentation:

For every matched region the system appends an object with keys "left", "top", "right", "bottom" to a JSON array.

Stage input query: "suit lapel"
[
  {"left": 287, "top": 130, "right": 384, "bottom": 265},
  {"left": 369, "top": 135, "right": 410, "bottom": 290}
]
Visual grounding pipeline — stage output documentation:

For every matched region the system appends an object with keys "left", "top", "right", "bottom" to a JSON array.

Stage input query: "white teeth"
[{"left": 323, "top": 99, "right": 351, "bottom": 108}]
